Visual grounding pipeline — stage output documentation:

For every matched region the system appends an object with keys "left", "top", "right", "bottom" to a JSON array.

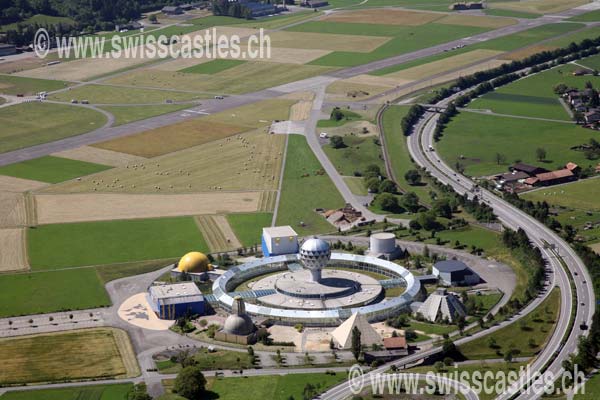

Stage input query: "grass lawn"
[
  {"left": 432, "top": 225, "right": 503, "bottom": 252},
  {"left": 275, "top": 135, "right": 344, "bottom": 235},
  {"left": 100, "top": 104, "right": 192, "bottom": 126},
  {"left": 458, "top": 288, "right": 560, "bottom": 359},
  {"left": 227, "top": 212, "right": 273, "bottom": 247},
  {"left": 484, "top": 8, "right": 539, "bottom": 19},
  {"left": 0, "top": 156, "right": 111, "bottom": 184},
  {"left": 180, "top": 59, "right": 247, "bottom": 74},
  {"left": 344, "top": 176, "right": 368, "bottom": 195},
  {"left": 576, "top": 371, "right": 600, "bottom": 399},
  {"left": 437, "top": 112, "right": 596, "bottom": 177},
  {"left": 0, "top": 328, "right": 137, "bottom": 385},
  {"left": 0, "top": 74, "right": 72, "bottom": 96},
  {"left": 95, "top": 258, "right": 178, "bottom": 284},
  {"left": 468, "top": 64, "right": 592, "bottom": 120},
  {"left": 0, "top": 102, "right": 106, "bottom": 154},
  {"left": 521, "top": 177, "right": 600, "bottom": 211},
  {"left": 0, "top": 383, "right": 133, "bottom": 400},
  {"left": 28, "top": 217, "right": 208, "bottom": 270},
  {"left": 322, "top": 134, "right": 383, "bottom": 176},
  {"left": 51, "top": 84, "right": 204, "bottom": 104},
  {"left": 0, "top": 268, "right": 110, "bottom": 317},
  {"left": 405, "top": 320, "right": 458, "bottom": 336},
  {"left": 291, "top": 21, "right": 489, "bottom": 67},
  {"left": 569, "top": 9, "right": 600, "bottom": 22},
  {"left": 0, "top": 14, "right": 75, "bottom": 31},
  {"left": 317, "top": 109, "right": 362, "bottom": 128},
  {"left": 157, "top": 347, "right": 253, "bottom": 372}
]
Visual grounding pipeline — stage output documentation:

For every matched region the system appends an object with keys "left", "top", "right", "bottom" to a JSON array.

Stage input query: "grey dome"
[
  {"left": 301, "top": 237, "right": 330, "bottom": 253},
  {"left": 223, "top": 314, "right": 255, "bottom": 335},
  {"left": 300, "top": 237, "right": 331, "bottom": 270}
]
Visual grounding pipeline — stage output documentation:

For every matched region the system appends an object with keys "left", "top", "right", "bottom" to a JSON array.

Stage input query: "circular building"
[
  {"left": 177, "top": 251, "right": 212, "bottom": 273},
  {"left": 433, "top": 260, "right": 480, "bottom": 287},
  {"left": 299, "top": 237, "right": 331, "bottom": 282},
  {"left": 368, "top": 232, "right": 401, "bottom": 260},
  {"left": 223, "top": 297, "right": 255, "bottom": 336}
]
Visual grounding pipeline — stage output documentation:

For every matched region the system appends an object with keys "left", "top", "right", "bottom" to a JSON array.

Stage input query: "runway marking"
[{"left": 183, "top": 109, "right": 210, "bottom": 115}]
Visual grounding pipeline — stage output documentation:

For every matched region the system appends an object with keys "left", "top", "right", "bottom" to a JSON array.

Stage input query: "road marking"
[{"left": 184, "top": 109, "right": 210, "bottom": 115}]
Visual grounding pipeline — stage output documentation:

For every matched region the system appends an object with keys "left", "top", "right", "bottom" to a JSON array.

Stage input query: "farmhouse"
[
  {"left": 524, "top": 168, "right": 576, "bottom": 187},
  {"left": 148, "top": 282, "right": 205, "bottom": 320},
  {"left": 511, "top": 162, "right": 549, "bottom": 176},
  {"left": 584, "top": 110, "right": 600, "bottom": 124},
  {"left": 433, "top": 259, "right": 480, "bottom": 286},
  {"left": 162, "top": 6, "right": 184, "bottom": 15},
  {"left": 243, "top": 2, "right": 282, "bottom": 17},
  {"left": 364, "top": 336, "right": 409, "bottom": 363}
]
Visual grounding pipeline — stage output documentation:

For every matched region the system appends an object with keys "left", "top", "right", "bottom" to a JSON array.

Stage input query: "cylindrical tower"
[{"left": 299, "top": 237, "right": 331, "bottom": 282}]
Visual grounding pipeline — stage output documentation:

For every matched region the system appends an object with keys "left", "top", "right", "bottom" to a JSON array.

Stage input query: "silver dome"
[
  {"left": 300, "top": 237, "right": 331, "bottom": 282},
  {"left": 301, "top": 237, "right": 330, "bottom": 253},
  {"left": 223, "top": 314, "right": 255, "bottom": 336}
]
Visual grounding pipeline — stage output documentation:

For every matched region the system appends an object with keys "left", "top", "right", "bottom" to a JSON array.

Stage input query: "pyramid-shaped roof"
[
  {"left": 331, "top": 312, "right": 382, "bottom": 349},
  {"left": 417, "top": 288, "right": 466, "bottom": 323}
]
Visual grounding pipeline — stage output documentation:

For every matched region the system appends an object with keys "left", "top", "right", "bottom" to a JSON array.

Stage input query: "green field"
[
  {"left": 458, "top": 288, "right": 560, "bottom": 359},
  {"left": 275, "top": 135, "right": 344, "bottom": 235},
  {"left": 0, "top": 384, "right": 133, "bottom": 400},
  {"left": 576, "top": 371, "right": 600, "bottom": 399},
  {"left": 433, "top": 225, "right": 503, "bottom": 251},
  {"left": 0, "top": 74, "right": 72, "bottom": 96},
  {"left": 437, "top": 111, "right": 595, "bottom": 176},
  {"left": 227, "top": 212, "right": 273, "bottom": 247},
  {"left": 576, "top": 52, "right": 600, "bottom": 71},
  {"left": 569, "top": 9, "right": 600, "bottom": 22},
  {"left": 0, "top": 268, "right": 110, "bottom": 317},
  {"left": 95, "top": 258, "right": 178, "bottom": 284},
  {"left": 521, "top": 177, "right": 600, "bottom": 211},
  {"left": 0, "top": 156, "right": 111, "bottom": 183},
  {"left": 468, "top": 64, "right": 592, "bottom": 120},
  {"left": 323, "top": 134, "right": 384, "bottom": 176},
  {"left": 51, "top": 84, "right": 205, "bottom": 104},
  {"left": 286, "top": 21, "right": 489, "bottom": 67},
  {"left": 344, "top": 176, "right": 368, "bottom": 195},
  {"left": 0, "top": 14, "right": 75, "bottom": 31},
  {"left": 544, "top": 25, "right": 600, "bottom": 48},
  {"left": 28, "top": 217, "right": 208, "bottom": 269},
  {"left": 0, "top": 102, "right": 106, "bottom": 154},
  {"left": 485, "top": 8, "right": 539, "bottom": 19},
  {"left": 317, "top": 109, "right": 362, "bottom": 128},
  {"left": 181, "top": 59, "right": 247, "bottom": 74},
  {"left": 100, "top": 104, "right": 192, "bottom": 126},
  {"left": 157, "top": 348, "right": 253, "bottom": 373}
]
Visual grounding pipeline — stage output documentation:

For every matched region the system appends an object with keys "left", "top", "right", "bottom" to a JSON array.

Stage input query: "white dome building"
[{"left": 299, "top": 237, "right": 331, "bottom": 282}]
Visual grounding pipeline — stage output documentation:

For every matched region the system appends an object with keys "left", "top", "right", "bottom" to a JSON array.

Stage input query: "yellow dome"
[{"left": 177, "top": 252, "right": 211, "bottom": 273}]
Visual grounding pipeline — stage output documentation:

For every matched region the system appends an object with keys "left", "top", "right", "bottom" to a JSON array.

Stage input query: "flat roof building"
[
  {"left": 433, "top": 260, "right": 479, "bottom": 287},
  {"left": 148, "top": 282, "right": 205, "bottom": 320},
  {"left": 262, "top": 226, "right": 298, "bottom": 257}
]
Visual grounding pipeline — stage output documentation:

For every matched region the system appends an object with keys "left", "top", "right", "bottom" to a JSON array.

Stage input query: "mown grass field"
[
  {"left": 521, "top": 177, "right": 600, "bottom": 211},
  {"left": 157, "top": 348, "right": 253, "bottom": 373},
  {"left": 458, "top": 288, "right": 560, "bottom": 359},
  {"left": 100, "top": 104, "right": 193, "bottom": 126},
  {"left": 0, "top": 156, "right": 111, "bottom": 184},
  {"left": 437, "top": 111, "right": 595, "bottom": 176},
  {"left": 0, "top": 383, "right": 133, "bottom": 400},
  {"left": 28, "top": 217, "right": 208, "bottom": 270},
  {"left": 275, "top": 135, "right": 344, "bottom": 235},
  {"left": 0, "top": 74, "right": 72, "bottom": 96},
  {"left": 322, "top": 134, "right": 384, "bottom": 176},
  {"left": 180, "top": 59, "right": 246, "bottom": 74},
  {"left": 0, "top": 268, "right": 110, "bottom": 317},
  {"left": 0, "top": 328, "right": 137, "bottom": 385},
  {"left": 51, "top": 84, "right": 205, "bottom": 104},
  {"left": 227, "top": 212, "right": 273, "bottom": 247},
  {"left": 490, "top": 0, "right": 588, "bottom": 14},
  {"left": 0, "top": 102, "right": 106, "bottom": 154},
  {"left": 569, "top": 9, "right": 600, "bottom": 22}
]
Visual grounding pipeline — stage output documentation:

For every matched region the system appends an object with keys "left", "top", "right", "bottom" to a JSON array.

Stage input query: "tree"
[
  {"left": 441, "top": 339, "right": 456, "bottom": 357},
  {"left": 432, "top": 198, "right": 452, "bottom": 218},
  {"left": 553, "top": 83, "right": 568, "bottom": 94},
  {"left": 128, "top": 383, "right": 152, "bottom": 400},
  {"left": 404, "top": 169, "right": 421, "bottom": 185},
  {"left": 148, "top": 14, "right": 158, "bottom": 23},
  {"left": 379, "top": 179, "right": 397, "bottom": 194},
  {"left": 504, "top": 350, "right": 513, "bottom": 363},
  {"left": 330, "top": 135, "right": 345, "bottom": 149},
  {"left": 495, "top": 153, "right": 506, "bottom": 165},
  {"left": 376, "top": 193, "right": 400, "bottom": 212},
  {"left": 173, "top": 365, "right": 207, "bottom": 399},
  {"left": 330, "top": 107, "right": 344, "bottom": 121},
  {"left": 402, "top": 192, "right": 420, "bottom": 213},
  {"left": 366, "top": 177, "right": 381, "bottom": 193},
  {"left": 351, "top": 326, "right": 362, "bottom": 360},
  {"left": 535, "top": 147, "right": 547, "bottom": 161}
]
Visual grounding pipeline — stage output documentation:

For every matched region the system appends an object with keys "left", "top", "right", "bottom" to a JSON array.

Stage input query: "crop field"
[
  {"left": 195, "top": 215, "right": 242, "bottom": 252},
  {"left": 203, "top": 99, "right": 295, "bottom": 128},
  {"left": 0, "top": 175, "right": 47, "bottom": 193},
  {"left": 490, "top": 0, "right": 589, "bottom": 14},
  {"left": 0, "top": 156, "right": 112, "bottom": 184},
  {"left": 0, "top": 74, "right": 72, "bottom": 96},
  {"left": 51, "top": 84, "right": 205, "bottom": 104},
  {"left": 180, "top": 59, "right": 246, "bottom": 74},
  {"left": 266, "top": 30, "right": 391, "bottom": 53},
  {"left": 325, "top": 77, "right": 397, "bottom": 101},
  {"left": 438, "top": 112, "right": 595, "bottom": 177},
  {"left": 0, "top": 383, "right": 134, "bottom": 400},
  {"left": 276, "top": 135, "right": 344, "bottom": 235},
  {"left": 321, "top": 9, "right": 444, "bottom": 26},
  {"left": 0, "top": 103, "right": 107, "bottom": 154},
  {"left": 0, "top": 228, "right": 28, "bottom": 272},
  {"left": 468, "top": 64, "right": 589, "bottom": 120},
  {"left": 0, "top": 192, "right": 27, "bottom": 228},
  {"left": 0, "top": 328, "right": 138, "bottom": 385},
  {"left": 28, "top": 216, "right": 208, "bottom": 269},
  {"left": 569, "top": 9, "right": 600, "bottom": 22},
  {"left": 0, "top": 268, "right": 110, "bottom": 317},
  {"left": 435, "top": 13, "right": 517, "bottom": 29},
  {"left": 52, "top": 146, "right": 147, "bottom": 168},
  {"left": 93, "top": 118, "right": 246, "bottom": 158},
  {"left": 48, "top": 128, "right": 284, "bottom": 194},
  {"left": 521, "top": 177, "right": 600, "bottom": 211},
  {"left": 105, "top": 62, "right": 333, "bottom": 94},
  {"left": 100, "top": 104, "right": 193, "bottom": 126},
  {"left": 227, "top": 212, "right": 273, "bottom": 247},
  {"left": 34, "top": 191, "right": 264, "bottom": 224}
]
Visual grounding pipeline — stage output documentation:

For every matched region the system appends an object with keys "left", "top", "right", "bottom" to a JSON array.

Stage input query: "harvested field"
[
  {"left": 204, "top": 98, "right": 295, "bottom": 128},
  {"left": 149, "top": 56, "right": 212, "bottom": 72},
  {"left": 45, "top": 128, "right": 285, "bottom": 194},
  {"left": 386, "top": 49, "right": 504, "bottom": 81},
  {"left": 0, "top": 192, "right": 27, "bottom": 227},
  {"left": 195, "top": 215, "right": 241, "bottom": 252},
  {"left": 106, "top": 62, "right": 333, "bottom": 94},
  {"left": 0, "top": 175, "right": 47, "bottom": 193},
  {"left": 281, "top": 91, "right": 315, "bottom": 101},
  {"left": 0, "top": 328, "right": 138, "bottom": 385},
  {"left": 290, "top": 100, "right": 313, "bottom": 121},
  {"left": 34, "top": 192, "right": 263, "bottom": 224},
  {"left": 436, "top": 14, "right": 517, "bottom": 29},
  {"left": 52, "top": 146, "right": 147, "bottom": 168},
  {"left": 321, "top": 9, "right": 444, "bottom": 26},
  {"left": 0, "top": 56, "right": 59, "bottom": 74},
  {"left": 0, "top": 228, "right": 28, "bottom": 272},
  {"left": 258, "top": 191, "right": 277, "bottom": 212},
  {"left": 266, "top": 31, "right": 391, "bottom": 53},
  {"left": 93, "top": 119, "right": 246, "bottom": 158},
  {"left": 50, "top": 84, "right": 205, "bottom": 104},
  {"left": 325, "top": 77, "right": 395, "bottom": 101},
  {"left": 250, "top": 47, "right": 332, "bottom": 64},
  {"left": 15, "top": 47, "right": 153, "bottom": 81},
  {"left": 491, "top": 0, "right": 589, "bottom": 14},
  {"left": 502, "top": 45, "right": 559, "bottom": 61}
]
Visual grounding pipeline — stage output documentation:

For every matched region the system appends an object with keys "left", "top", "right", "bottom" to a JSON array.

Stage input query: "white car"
[{"left": 319, "top": 132, "right": 328, "bottom": 139}]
